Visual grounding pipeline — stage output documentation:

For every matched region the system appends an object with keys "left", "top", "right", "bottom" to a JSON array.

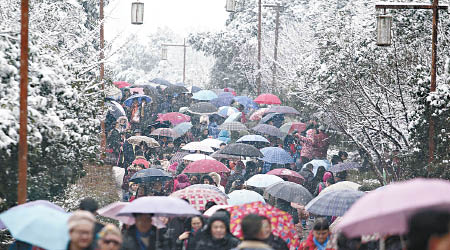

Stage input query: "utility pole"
[
  {"left": 162, "top": 40, "right": 188, "bottom": 84},
  {"left": 18, "top": 0, "right": 29, "bottom": 205},
  {"left": 264, "top": 3, "right": 283, "bottom": 87},
  {"left": 100, "top": 0, "right": 106, "bottom": 159},
  {"left": 257, "top": 0, "right": 262, "bottom": 95}
]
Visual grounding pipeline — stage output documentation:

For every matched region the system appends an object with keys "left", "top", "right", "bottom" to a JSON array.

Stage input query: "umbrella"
[
  {"left": 127, "top": 136, "right": 160, "bottom": 148},
  {"left": 130, "top": 168, "right": 172, "bottom": 183},
  {"left": 267, "top": 168, "right": 305, "bottom": 185},
  {"left": 266, "top": 181, "right": 313, "bottom": 205},
  {"left": 203, "top": 205, "right": 232, "bottom": 217},
  {"left": 0, "top": 204, "right": 70, "bottom": 250},
  {"left": 187, "top": 184, "right": 228, "bottom": 198},
  {"left": 217, "top": 143, "right": 264, "bottom": 158},
  {"left": 321, "top": 181, "right": 361, "bottom": 194},
  {"left": 151, "top": 78, "right": 172, "bottom": 86},
  {"left": 97, "top": 202, "right": 135, "bottom": 225},
  {"left": 201, "top": 138, "right": 225, "bottom": 149},
  {"left": 182, "top": 142, "right": 214, "bottom": 153},
  {"left": 249, "top": 108, "right": 269, "bottom": 121},
  {"left": 245, "top": 174, "right": 284, "bottom": 188},
  {"left": 259, "top": 113, "right": 284, "bottom": 126},
  {"left": 170, "top": 188, "right": 228, "bottom": 211},
  {"left": 150, "top": 128, "right": 178, "bottom": 138},
  {"left": 129, "top": 87, "right": 144, "bottom": 95},
  {"left": 163, "top": 85, "right": 188, "bottom": 96},
  {"left": 223, "top": 112, "right": 242, "bottom": 123},
  {"left": 227, "top": 190, "right": 265, "bottom": 206},
  {"left": 156, "top": 112, "right": 191, "bottom": 125},
  {"left": 169, "top": 151, "right": 190, "bottom": 164},
  {"left": 219, "top": 121, "right": 247, "bottom": 131},
  {"left": 280, "top": 122, "right": 307, "bottom": 134},
  {"left": 186, "top": 85, "right": 202, "bottom": 93},
  {"left": 192, "top": 90, "right": 218, "bottom": 101},
  {"left": 266, "top": 106, "right": 300, "bottom": 115},
  {"left": 188, "top": 102, "right": 218, "bottom": 115},
  {"left": 106, "top": 101, "right": 126, "bottom": 119},
  {"left": 234, "top": 96, "right": 259, "bottom": 110},
  {"left": 182, "top": 159, "right": 230, "bottom": 174},
  {"left": 236, "top": 135, "right": 270, "bottom": 144},
  {"left": 118, "top": 196, "right": 201, "bottom": 217},
  {"left": 329, "top": 162, "right": 362, "bottom": 173},
  {"left": 305, "top": 190, "right": 366, "bottom": 217},
  {"left": 173, "top": 122, "right": 192, "bottom": 137},
  {"left": 254, "top": 93, "right": 281, "bottom": 105},
  {"left": 252, "top": 124, "right": 284, "bottom": 138},
  {"left": 113, "top": 81, "right": 131, "bottom": 88},
  {"left": 226, "top": 201, "right": 300, "bottom": 249},
  {"left": 259, "top": 147, "right": 294, "bottom": 164},
  {"left": 337, "top": 178, "right": 450, "bottom": 237},
  {"left": 211, "top": 97, "right": 234, "bottom": 107},
  {"left": 303, "top": 159, "right": 331, "bottom": 175},
  {"left": 183, "top": 154, "right": 215, "bottom": 162},
  {"left": 210, "top": 151, "right": 242, "bottom": 160},
  {"left": 124, "top": 94, "right": 152, "bottom": 107},
  {"left": 218, "top": 106, "right": 239, "bottom": 118},
  {"left": 106, "top": 86, "right": 122, "bottom": 101}
]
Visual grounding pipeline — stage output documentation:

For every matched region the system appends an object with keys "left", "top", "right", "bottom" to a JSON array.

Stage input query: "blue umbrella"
[
  {"left": 259, "top": 147, "right": 294, "bottom": 164},
  {"left": 130, "top": 168, "right": 172, "bottom": 183},
  {"left": 305, "top": 190, "right": 365, "bottom": 216},
  {"left": 234, "top": 96, "right": 259, "bottom": 111},
  {"left": 0, "top": 205, "right": 70, "bottom": 250},
  {"left": 124, "top": 94, "right": 152, "bottom": 107},
  {"left": 118, "top": 196, "right": 201, "bottom": 217},
  {"left": 192, "top": 90, "right": 218, "bottom": 101},
  {"left": 224, "top": 112, "right": 242, "bottom": 123},
  {"left": 106, "top": 101, "right": 126, "bottom": 119},
  {"left": 211, "top": 95, "right": 234, "bottom": 107},
  {"left": 186, "top": 85, "right": 202, "bottom": 93},
  {"left": 236, "top": 135, "right": 270, "bottom": 144},
  {"left": 151, "top": 78, "right": 172, "bottom": 86},
  {"left": 303, "top": 159, "right": 331, "bottom": 175},
  {"left": 218, "top": 106, "right": 239, "bottom": 117},
  {"left": 173, "top": 122, "right": 193, "bottom": 137}
]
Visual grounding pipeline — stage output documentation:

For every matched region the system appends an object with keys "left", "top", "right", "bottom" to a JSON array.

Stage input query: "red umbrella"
[
  {"left": 254, "top": 94, "right": 281, "bottom": 105},
  {"left": 182, "top": 159, "right": 230, "bottom": 174},
  {"left": 156, "top": 112, "right": 191, "bottom": 125},
  {"left": 113, "top": 81, "right": 131, "bottom": 89},
  {"left": 170, "top": 188, "right": 228, "bottom": 211},
  {"left": 267, "top": 168, "right": 305, "bottom": 185}
]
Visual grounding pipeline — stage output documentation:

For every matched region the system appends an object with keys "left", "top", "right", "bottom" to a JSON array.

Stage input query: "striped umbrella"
[
  {"left": 169, "top": 151, "right": 189, "bottom": 164},
  {"left": 219, "top": 121, "right": 247, "bottom": 131},
  {"left": 305, "top": 190, "right": 365, "bottom": 216}
]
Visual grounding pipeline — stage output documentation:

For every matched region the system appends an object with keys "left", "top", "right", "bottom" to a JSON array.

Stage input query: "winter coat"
[
  {"left": 313, "top": 131, "right": 329, "bottom": 159},
  {"left": 122, "top": 164, "right": 142, "bottom": 191},
  {"left": 299, "top": 168, "right": 315, "bottom": 194},
  {"left": 296, "top": 129, "right": 316, "bottom": 160},
  {"left": 208, "top": 122, "right": 220, "bottom": 139},
  {"left": 175, "top": 229, "right": 201, "bottom": 250},
  {"left": 175, "top": 174, "right": 191, "bottom": 191},
  {"left": 218, "top": 130, "right": 231, "bottom": 144},
  {"left": 225, "top": 172, "right": 244, "bottom": 194},
  {"left": 265, "top": 234, "right": 289, "bottom": 250},
  {"left": 164, "top": 217, "right": 187, "bottom": 250},
  {"left": 231, "top": 241, "right": 273, "bottom": 250},
  {"left": 191, "top": 212, "right": 240, "bottom": 250},
  {"left": 121, "top": 225, "right": 169, "bottom": 250},
  {"left": 298, "top": 231, "right": 334, "bottom": 250},
  {"left": 107, "top": 128, "right": 122, "bottom": 154}
]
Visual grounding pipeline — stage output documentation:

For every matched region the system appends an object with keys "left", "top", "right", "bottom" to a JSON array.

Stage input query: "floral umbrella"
[
  {"left": 226, "top": 201, "right": 300, "bottom": 250},
  {"left": 170, "top": 188, "right": 228, "bottom": 211}
]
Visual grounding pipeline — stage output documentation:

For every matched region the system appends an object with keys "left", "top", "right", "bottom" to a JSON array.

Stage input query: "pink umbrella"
[
  {"left": 97, "top": 202, "right": 166, "bottom": 228},
  {"left": 249, "top": 108, "right": 269, "bottom": 121},
  {"left": 267, "top": 168, "right": 305, "bottom": 185},
  {"left": 156, "top": 112, "right": 191, "bottom": 125},
  {"left": 113, "top": 81, "right": 131, "bottom": 89},
  {"left": 254, "top": 94, "right": 281, "bottom": 105},
  {"left": 130, "top": 87, "right": 144, "bottom": 95},
  {"left": 336, "top": 178, "right": 450, "bottom": 237},
  {"left": 182, "top": 159, "right": 230, "bottom": 174}
]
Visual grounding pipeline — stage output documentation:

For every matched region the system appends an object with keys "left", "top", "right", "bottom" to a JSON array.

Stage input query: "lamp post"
[
  {"left": 161, "top": 39, "right": 188, "bottom": 84},
  {"left": 131, "top": 1, "right": 144, "bottom": 25},
  {"left": 263, "top": 3, "right": 283, "bottom": 87},
  {"left": 375, "top": 1, "right": 448, "bottom": 165}
]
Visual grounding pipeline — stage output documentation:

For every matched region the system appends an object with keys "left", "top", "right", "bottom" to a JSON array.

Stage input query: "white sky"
[{"left": 105, "top": 0, "right": 229, "bottom": 42}]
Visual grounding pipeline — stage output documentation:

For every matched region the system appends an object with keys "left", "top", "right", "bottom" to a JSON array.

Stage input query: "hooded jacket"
[
  {"left": 218, "top": 130, "right": 231, "bottom": 143},
  {"left": 175, "top": 174, "right": 191, "bottom": 191},
  {"left": 191, "top": 212, "right": 240, "bottom": 250}
]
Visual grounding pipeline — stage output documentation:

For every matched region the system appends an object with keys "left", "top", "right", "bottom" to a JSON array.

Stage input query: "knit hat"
[{"left": 67, "top": 210, "right": 96, "bottom": 231}]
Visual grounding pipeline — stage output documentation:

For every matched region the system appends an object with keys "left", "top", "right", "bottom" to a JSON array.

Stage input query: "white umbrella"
[
  {"left": 201, "top": 138, "right": 225, "bottom": 149},
  {"left": 245, "top": 174, "right": 284, "bottom": 188},
  {"left": 321, "top": 181, "right": 361, "bottom": 194},
  {"left": 183, "top": 154, "right": 214, "bottom": 162},
  {"left": 227, "top": 190, "right": 265, "bottom": 206},
  {"left": 182, "top": 142, "right": 214, "bottom": 153}
]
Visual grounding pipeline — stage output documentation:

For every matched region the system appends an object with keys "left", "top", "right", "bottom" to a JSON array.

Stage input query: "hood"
[
  {"left": 323, "top": 171, "right": 333, "bottom": 182},
  {"left": 177, "top": 174, "right": 190, "bottom": 183},
  {"left": 206, "top": 210, "right": 231, "bottom": 234},
  {"left": 218, "top": 130, "right": 230, "bottom": 138},
  {"left": 209, "top": 172, "right": 221, "bottom": 184}
]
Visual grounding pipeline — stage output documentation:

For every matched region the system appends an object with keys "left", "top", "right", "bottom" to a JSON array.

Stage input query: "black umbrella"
[
  {"left": 130, "top": 168, "right": 172, "bottom": 183},
  {"left": 151, "top": 78, "right": 172, "bottom": 86},
  {"left": 188, "top": 102, "right": 218, "bottom": 115},
  {"left": 266, "top": 181, "right": 313, "bottom": 205},
  {"left": 216, "top": 143, "right": 263, "bottom": 158},
  {"left": 163, "top": 85, "right": 188, "bottom": 96},
  {"left": 252, "top": 124, "right": 284, "bottom": 138}
]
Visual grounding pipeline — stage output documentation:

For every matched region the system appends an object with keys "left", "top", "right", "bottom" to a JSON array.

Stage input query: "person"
[
  {"left": 230, "top": 214, "right": 273, "bottom": 250},
  {"left": 299, "top": 218, "right": 334, "bottom": 250},
  {"left": 174, "top": 174, "right": 191, "bottom": 191},
  {"left": 129, "top": 99, "right": 141, "bottom": 130},
  {"left": 218, "top": 130, "right": 231, "bottom": 144},
  {"left": 338, "top": 151, "right": 348, "bottom": 162},
  {"left": 314, "top": 172, "right": 334, "bottom": 196},
  {"left": 334, "top": 171, "right": 347, "bottom": 183},
  {"left": 189, "top": 175, "right": 200, "bottom": 185},
  {"left": 299, "top": 164, "right": 315, "bottom": 194},
  {"left": 311, "top": 166, "right": 326, "bottom": 194},
  {"left": 208, "top": 118, "right": 220, "bottom": 139},
  {"left": 122, "top": 164, "right": 145, "bottom": 199},
  {"left": 407, "top": 210, "right": 450, "bottom": 250},
  {"left": 209, "top": 172, "right": 225, "bottom": 192},
  {"left": 296, "top": 126, "right": 316, "bottom": 165},
  {"left": 123, "top": 182, "right": 139, "bottom": 202},
  {"left": 176, "top": 216, "right": 205, "bottom": 250},
  {"left": 79, "top": 198, "right": 105, "bottom": 241},
  {"left": 121, "top": 213, "right": 168, "bottom": 250},
  {"left": 225, "top": 163, "right": 244, "bottom": 193},
  {"left": 191, "top": 211, "right": 240, "bottom": 250},
  {"left": 201, "top": 175, "right": 215, "bottom": 185},
  {"left": 106, "top": 121, "right": 122, "bottom": 165},
  {"left": 96, "top": 224, "right": 122, "bottom": 250},
  {"left": 67, "top": 210, "right": 96, "bottom": 250},
  {"left": 313, "top": 126, "right": 329, "bottom": 159}
]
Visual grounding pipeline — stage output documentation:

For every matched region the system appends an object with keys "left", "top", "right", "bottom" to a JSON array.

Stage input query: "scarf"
[
  {"left": 313, "top": 236, "right": 329, "bottom": 250},
  {"left": 136, "top": 229, "right": 153, "bottom": 250}
]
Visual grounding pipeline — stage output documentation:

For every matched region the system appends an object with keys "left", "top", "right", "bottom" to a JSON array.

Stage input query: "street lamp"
[
  {"left": 131, "top": 1, "right": 144, "bottom": 25},
  {"left": 161, "top": 39, "right": 188, "bottom": 83},
  {"left": 161, "top": 46, "right": 168, "bottom": 60},
  {"left": 226, "top": 0, "right": 236, "bottom": 12},
  {"left": 376, "top": 13, "right": 392, "bottom": 46}
]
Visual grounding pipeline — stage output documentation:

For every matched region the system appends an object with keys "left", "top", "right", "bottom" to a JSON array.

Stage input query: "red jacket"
[{"left": 299, "top": 231, "right": 335, "bottom": 250}]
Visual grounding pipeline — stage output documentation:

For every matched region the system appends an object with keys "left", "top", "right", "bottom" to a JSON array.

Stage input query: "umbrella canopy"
[
  {"left": 329, "top": 162, "right": 362, "bottom": 173},
  {"left": 218, "top": 106, "right": 239, "bottom": 117},
  {"left": 97, "top": 202, "right": 135, "bottom": 225},
  {"left": 280, "top": 122, "right": 307, "bottom": 134},
  {"left": 249, "top": 108, "right": 269, "bottom": 121},
  {"left": 182, "top": 159, "right": 230, "bottom": 174},
  {"left": 187, "top": 184, "right": 228, "bottom": 198},
  {"left": 210, "top": 151, "right": 242, "bottom": 160},
  {"left": 267, "top": 168, "right": 305, "bottom": 185},
  {"left": 170, "top": 188, "right": 228, "bottom": 211},
  {"left": 306, "top": 190, "right": 366, "bottom": 217},
  {"left": 266, "top": 181, "right": 313, "bottom": 205},
  {"left": 151, "top": 78, "right": 172, "bottom": 86},
  {"left": 118, "top": 196, "right": 201, "bottom": 217},
  {"left": 124, "top": 94, "right": 152, "bottom": 107},
  {"left": 254, "top": 93, "right": 281, "bottom": 105},
  {"left": 201, "top": 138, "right": 225, "bottom": 149},
  {"left": 130, "top": 168, "right": 172, "bottom": 183},
  {"left": 211, "top": 97, "right": 234, "bottom": 107},
  {"left": 163, "top": 85, "right": 188, "bottom": 96},
  {"left": 127, "top": 136, "right": 160, "bottom": 148},
  {"left": 321, "top": 181, "right": 361, "bottom": 194},
  {"left": 182, "top": 142, "right": 214, "bottom": 153},
  {"left": 169, "top": 151, "right": 189, "bottom": 164},
  {"left": 337, "top": 178, "right": 450, "bottom": 237},
  {"left": 245, "top": 174, "right": 284, "bottom": 188},
  {"left": 0, "top": 204, "right": 70, "bottom": 250},
  {"left": 259, "top": 113, "right": 284, "bottom": 127},
  {"left": 113, "top": 81, "right": 131, "bottom": 88},
  {"left": 106, "top": 86, "right": 122, "bottom": 101},
  {"left": 173, "top": 122, "right": 192, "bottom": 137},
  {"left": 227, "top": 190, "right": 265, "bottom": 206},
  {"left": 303, "top": 159, "right": 331, "bottom": 175},
  {"left": 236, "top": 135, "right": 270, "bottom": 144},
  {"left": 259, "top": 147, "right": 294, "bottom": 164},
  {"left": 252, "top": 124, "right": 284, "bottom": 138},
  {"left": 226, "top": 201, "right": 300, "bottom": 250},
  {"left": 188, "top": 102, "right": 218, "bottom": 115},
  {"left": 150, "top": 128, "right": 178, "bottom": 138},
  {"left": 106, "top": 101, "right": 126, "bottom": 119},
  {"left": 183, "top": 154, "right": 214, "bottom": 162},
  {"left": 218, "top": 143, "right": 264, "bottom": 158},
  {"left": 266, "top": 106, "right": 300, "bottom": 115},
  {"left": 223, "top": 112, "right": 242, "bottom": 123},
  {"left": 219, "top": 121, "right": 247, "bottom": 131},
  {"left": 156, "top": 112, "right": 191, "bottom": 125},
  {"left": 186, "top": 85, "right": 202, "bottom": 93},
  {"left": 234, "top": 96, "right": 259, "bottom": 110},
  {"left": 203, "top": 205, "right": 232, "bottom": 217},
  {"left": 192, "top": 90, "right": 218, "bottom": 101}
]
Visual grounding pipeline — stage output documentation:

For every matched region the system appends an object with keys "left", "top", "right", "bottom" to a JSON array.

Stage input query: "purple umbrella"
[
  {"left": 266, "top": 106, "right": 300, "bottom": 115},
  {"left": 252, "top": 124, "right": 284, "bottom": 138},
  {"left": 210, "top": 93, "right": 235, "bottom": 107},
  {"left": 329, "top": 162, "right": 362, "bottom": 173},
  {"left": 118, "top": 196, "right": 201, "bottom": 216}
]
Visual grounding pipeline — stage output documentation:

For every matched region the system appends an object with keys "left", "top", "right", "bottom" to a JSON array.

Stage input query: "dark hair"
[
  {"left": 220, "top": 143, "right": 226, "bottom": 147},
  {"left": 184, "top": 215, "right": 205, "bottom": 231},
  {"left": 338, "top": 151, "right": 348, "bottom": 158},
  {"left": 241, "top": 214, "right": 266, "bottom": 240},
  {"left": 205, "top": 201, "right": 217, "bottom": 211},
  {"left": 79, "top": 198, "right": 98, "bottom": 213},
  {"left": 316, "top": 166, "right": 326, "bottom": 179},
  {"left": 326, "top": 178, "right": 335, "bottom": 185},
  {"left": 313, "top": 217, "right": 330, "bottom": 231},
  {"left": 407, "top": 210, "right": 450, "bottom": 250},
  {"left": 201, "top": 175, "right": 215, "bottom": 185}
]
